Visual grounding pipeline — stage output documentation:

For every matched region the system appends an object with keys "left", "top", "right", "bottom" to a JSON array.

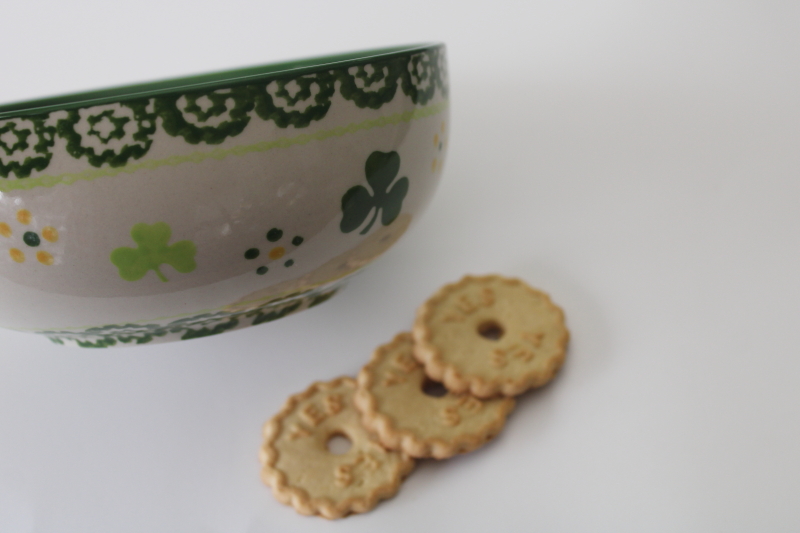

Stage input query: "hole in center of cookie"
[
  {"left": 477, "top": 320, "right": 504, "bottom": 340},
  {"left": 421, "top": 378, "right": 448, "bottom": 397},
  {"left": 326, "top": 433, "right": 352, "bottom": 455}
]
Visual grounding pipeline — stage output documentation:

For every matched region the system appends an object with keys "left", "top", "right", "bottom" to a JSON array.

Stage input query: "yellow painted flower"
[
  {"left": 2, "top": 209, "right": 60, "bottom": 267},
  {"left": 227, "top": 213, "right": 412, "bottom": 313},
  {"left": 268, "top": 246, "right": 285, "bottom": 260}
]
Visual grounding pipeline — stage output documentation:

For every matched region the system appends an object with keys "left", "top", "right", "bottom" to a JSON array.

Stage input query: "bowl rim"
[{"left": 0, "top": 42, "right": 444, "bottom": 119}]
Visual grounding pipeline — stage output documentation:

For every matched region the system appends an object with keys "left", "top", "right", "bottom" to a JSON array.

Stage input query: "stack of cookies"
[{"left": 259, "top": 274, "right": 569, "bottom": 519}]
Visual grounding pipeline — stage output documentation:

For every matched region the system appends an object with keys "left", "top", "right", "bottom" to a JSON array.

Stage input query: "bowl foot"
[{"left": 43, "top": 282, "right": 344, "bottom": 348}]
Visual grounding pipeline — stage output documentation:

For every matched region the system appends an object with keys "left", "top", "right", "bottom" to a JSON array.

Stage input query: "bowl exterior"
[{"left": 0, "top": 45, "right": 448, "bottom": 346}]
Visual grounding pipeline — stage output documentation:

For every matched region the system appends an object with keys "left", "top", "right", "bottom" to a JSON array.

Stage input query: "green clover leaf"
[
  {"left": 340, "top": 150, "right": 409, "bottom": 235},
  {"left": 110, "top": 222, "right": 197, "bottom": 282}
]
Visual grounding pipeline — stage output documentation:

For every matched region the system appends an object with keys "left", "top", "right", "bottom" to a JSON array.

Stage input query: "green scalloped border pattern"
[
  {"left": 0, "top": 47, "right": 447, "bottom": 181},
  {"left": 0, "top": 100, "right": 447, "bottom": 193}
]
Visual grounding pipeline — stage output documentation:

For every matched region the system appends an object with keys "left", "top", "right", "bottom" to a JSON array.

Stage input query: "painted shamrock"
[
  {"left": 340, "top": 151, "right": 409, "bottom": 235},
  {"left": 110, "top": 222, "right": 196, "bottom": 282}
]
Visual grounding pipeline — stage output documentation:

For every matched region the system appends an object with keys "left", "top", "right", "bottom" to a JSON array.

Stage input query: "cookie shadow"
[{"left": 497, "top": 257, "right": 613, "bottom": 439}]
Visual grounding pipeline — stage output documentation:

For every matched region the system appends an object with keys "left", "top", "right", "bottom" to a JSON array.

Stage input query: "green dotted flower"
[
  {"left": 86, "top": 109, "right": 130, "bottom": 143},
  {"left": 110, "top": 222, "right": 197, "bottom": 282},
  {"left": 337, "top": 57, "right": 404, "bottom": 109},
  {"left": 243, "top": 227, "right": 304, "bottom": 275},
  {"left": 0, "top": 122, "right": 29, "bottom": 154},
  {"left": 254, "top": 73, "right": 336, "bottom": 128},
  {"left": 0, "top": 116, "right": 55, "bottom": 178},
  {"left": 155, "top": 86, "right": 254, "bottom": 144},
  {"left": 57, "top": 99, "right": 156, "bottom": 168},
  {"left": 401, "top": 51, "right": 440, "bottom": 106}
]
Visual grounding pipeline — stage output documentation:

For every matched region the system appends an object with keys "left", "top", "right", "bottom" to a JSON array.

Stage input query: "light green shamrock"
[{"left": 110, "top": 222, "right": 197, "bottom": 282}]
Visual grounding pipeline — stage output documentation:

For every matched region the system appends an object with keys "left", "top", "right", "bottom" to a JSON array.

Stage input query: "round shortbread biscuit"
[
  {"left": 260, "top": 377, "right": 414, "bottom": 519},
  {"left": 355, "top": 332, "right": 516, "bottom": 459},
  {"left": 413, "top": 275, "right": 569, "bottom": 398}
]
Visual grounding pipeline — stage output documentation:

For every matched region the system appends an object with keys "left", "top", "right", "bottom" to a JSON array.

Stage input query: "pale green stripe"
[{"left": 0, "top": 100, "right": 448, "bottom": 193}]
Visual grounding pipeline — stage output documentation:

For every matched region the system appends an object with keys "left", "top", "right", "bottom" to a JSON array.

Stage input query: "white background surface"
[{"left": 1, "top": 1, "right": 799, "bottom": 531}]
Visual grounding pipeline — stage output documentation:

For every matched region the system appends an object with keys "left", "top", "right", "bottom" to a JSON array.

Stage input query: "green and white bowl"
[{"left": 0, "top": 43, "right": 448, "bottom": 347}]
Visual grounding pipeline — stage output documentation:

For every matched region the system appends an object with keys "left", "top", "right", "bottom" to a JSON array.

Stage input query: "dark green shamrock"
[
  {"left": 110, "top": 222, "right": 197, "bottom": 282},
  {"left": 340, "top": 151, "right": 409, "bottom": 235}
]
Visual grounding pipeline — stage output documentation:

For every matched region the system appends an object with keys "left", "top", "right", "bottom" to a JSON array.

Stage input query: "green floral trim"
[
  {"left": 0, "top": 101, "right": 447, "bottom": 193},
  {"left": 44, "top": 286, "right": 338, "bottom": 347},
  {"left": 254, "top": 73, "right": 337, "bottom": 128},
  {"left": 155, "top": 86, "right": 254, "bottom": 145},
  {"left": 0, "top": 114, "right": 55, "bottom": 177},
  {"left": 56, "top": 98, "right": 156, "bottom": 168},
  {"left": 0, "top": 47, "right": 447, "bottom": 179}
]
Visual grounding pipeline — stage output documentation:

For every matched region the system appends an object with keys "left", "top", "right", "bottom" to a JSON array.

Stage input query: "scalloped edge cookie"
[
  {"left": 259, "top": 377, "right": 414, "bottom": 519},
  {"left": 355, "top": 332, "right": 516, "bottom": 459},
  {"left": 412, "top": 275, "right": 569, "bottom": 398}
]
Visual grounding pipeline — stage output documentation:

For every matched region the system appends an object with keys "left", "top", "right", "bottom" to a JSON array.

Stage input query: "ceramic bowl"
[{"left": 0, "top": 43, "right": 448, "bottom": 347}]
